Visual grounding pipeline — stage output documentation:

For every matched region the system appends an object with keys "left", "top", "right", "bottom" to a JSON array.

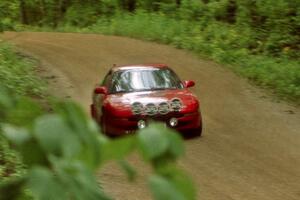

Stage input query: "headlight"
[
  {"left": 137, "top": 120, "right": 147, "bottom": 129},
  {"left": 158, "top": 102, "right": 170, "bottom": 115},
  {"left": 169, "top": 118, "right": 178, "bottom": 127},
  {"left": 131, "top": 102, "right": 143, "bottom": 115},
  {"left": 145, "top": 103, "right": 158, "bottom": 116},
  {"left": 170, "top": 98, "right": 182, "bottom": 111}
]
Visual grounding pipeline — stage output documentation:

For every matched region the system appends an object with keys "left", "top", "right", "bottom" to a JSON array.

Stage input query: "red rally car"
[{"left": 91, "top": 64, "right": 203, "bottom": 137}]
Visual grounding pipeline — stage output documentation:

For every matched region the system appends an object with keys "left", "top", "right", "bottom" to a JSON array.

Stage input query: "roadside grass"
[
  {"left": 50, "top": 11, "right": 300, "bottom": 104},
  {"left": 0, "top": 42, "right": 45, "bottom": 97},
  {"left": 0, "top": 42, "right": 46, "bottom": 183}
]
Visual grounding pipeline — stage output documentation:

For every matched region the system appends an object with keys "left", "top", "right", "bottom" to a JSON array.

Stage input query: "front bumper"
[{"left": 102, "top": 111, "right": 202, "bottom": 136}]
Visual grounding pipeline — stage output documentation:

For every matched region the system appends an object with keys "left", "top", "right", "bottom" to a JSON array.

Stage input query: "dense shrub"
[
  {"left": 0, "top": 0, "right": 19, "bottom": 31},
  {"left": 0, "top": 134, "right": 24, "bottom": 182},
  {"left": 1, "top": 0, "right": 299, "bottom": 101},
  {"left": 2, "top": 0, "right": 299, "bottom": 58}
]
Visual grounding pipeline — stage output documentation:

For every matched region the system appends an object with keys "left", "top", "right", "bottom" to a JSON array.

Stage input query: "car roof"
[{"left": 110, "top": 64, "right": 168, "bottom": 72}]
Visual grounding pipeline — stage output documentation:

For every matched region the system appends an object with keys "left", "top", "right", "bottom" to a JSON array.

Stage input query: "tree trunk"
[
  {"left": 127, "top": 0, "right": 136, "bottom": 12},
  {"left": 20, "top": 0, "right": 28, "bottom": 24}
]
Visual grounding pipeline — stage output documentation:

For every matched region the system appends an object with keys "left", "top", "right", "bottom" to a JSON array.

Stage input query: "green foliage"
[
  {"left": 0, "top": 45, "right": 47, "bottom": 199},
  {"left": 0, "top": 87, "right": 45, "bottom": 187},
  {"left": 138, "top": 124, "right": 184, "bottom": 162},
  {"left": 1, "top": 0, "right": 299, "bottom": 58},
  {"left": 0, "top": 0, "right": 19, "bottom": 31},
  {"left": 0, "top": 134, "right": 25, "bottom": 182},
  {"left": 0, "top": 88, "right": 25, "bottom": 194},
  {"left": 0, "top": 43, "right": 45, "bottom": 97},
  {"left": 0, "top": 89, "right": 196, "bottom": 200},
  {"left": 1, "top": 0, "right": 299, "bottom": 101},
  {"left": 64, "top": 4, "right": 100, "bottom": 27},
  {"left": 0, "top": 28, "right": 195, "bottom": 199}
]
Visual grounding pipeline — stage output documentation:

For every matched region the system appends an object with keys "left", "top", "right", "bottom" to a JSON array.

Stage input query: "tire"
[
  {"left": 91, "top": 104, "right": 96, "bottom": 119},
  {"left": 100, "top": 117, "right": 106, "bottom": 134},
  {"left": 191, "top": 126, "right": 202, "bottom": 137},
  {"left": 100, "top": 116, "right": 115, "bottom": 138}
]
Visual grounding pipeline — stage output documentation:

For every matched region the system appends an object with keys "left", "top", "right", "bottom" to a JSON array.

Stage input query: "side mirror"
[
  {"left": 94, "top": 86, "right": 108, "bottom": 94},
  {"left": 183, "top": 80, "right": 195, "bottom": 88}
]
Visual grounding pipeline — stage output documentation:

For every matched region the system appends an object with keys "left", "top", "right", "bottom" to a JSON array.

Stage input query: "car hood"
[{"left": 104, "top": 89, "right": 199, "bottom": 117}]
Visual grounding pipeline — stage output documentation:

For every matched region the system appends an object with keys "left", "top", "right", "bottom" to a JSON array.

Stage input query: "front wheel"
[
  {"left": 183, "top": 126, "right": 202, "bottom": 139},
  {"left": 191, "top": 126, "right": 202, "bottom": 137},
  {"left": 193, "top": 126, "right": 202, "bottom": 137},
  {"left": 100, "top": 115, "right": 115, "bottom": 137},
  {"left": 90, "top": 104, "right": 96, "bottom": 119}
]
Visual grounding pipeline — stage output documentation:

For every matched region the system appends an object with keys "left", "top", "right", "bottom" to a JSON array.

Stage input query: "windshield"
[{"left": 109, "top": 68, "right": 184, "bottom": 93}]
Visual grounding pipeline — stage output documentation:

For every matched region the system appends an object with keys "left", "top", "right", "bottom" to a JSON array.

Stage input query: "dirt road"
[{"left": 2, "top": 32, "right": 300, "bottom": 200}]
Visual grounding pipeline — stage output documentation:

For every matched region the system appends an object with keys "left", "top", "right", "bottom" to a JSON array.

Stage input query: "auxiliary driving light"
[
  {"left": 169, "top": 118, "right": 178, "bottom": 127},
  {"left": 170, "top": 98, "right": 182, "bottom": 111},
  {"left": 138, "top": 120, "right": 147, "bottom": 129}
]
